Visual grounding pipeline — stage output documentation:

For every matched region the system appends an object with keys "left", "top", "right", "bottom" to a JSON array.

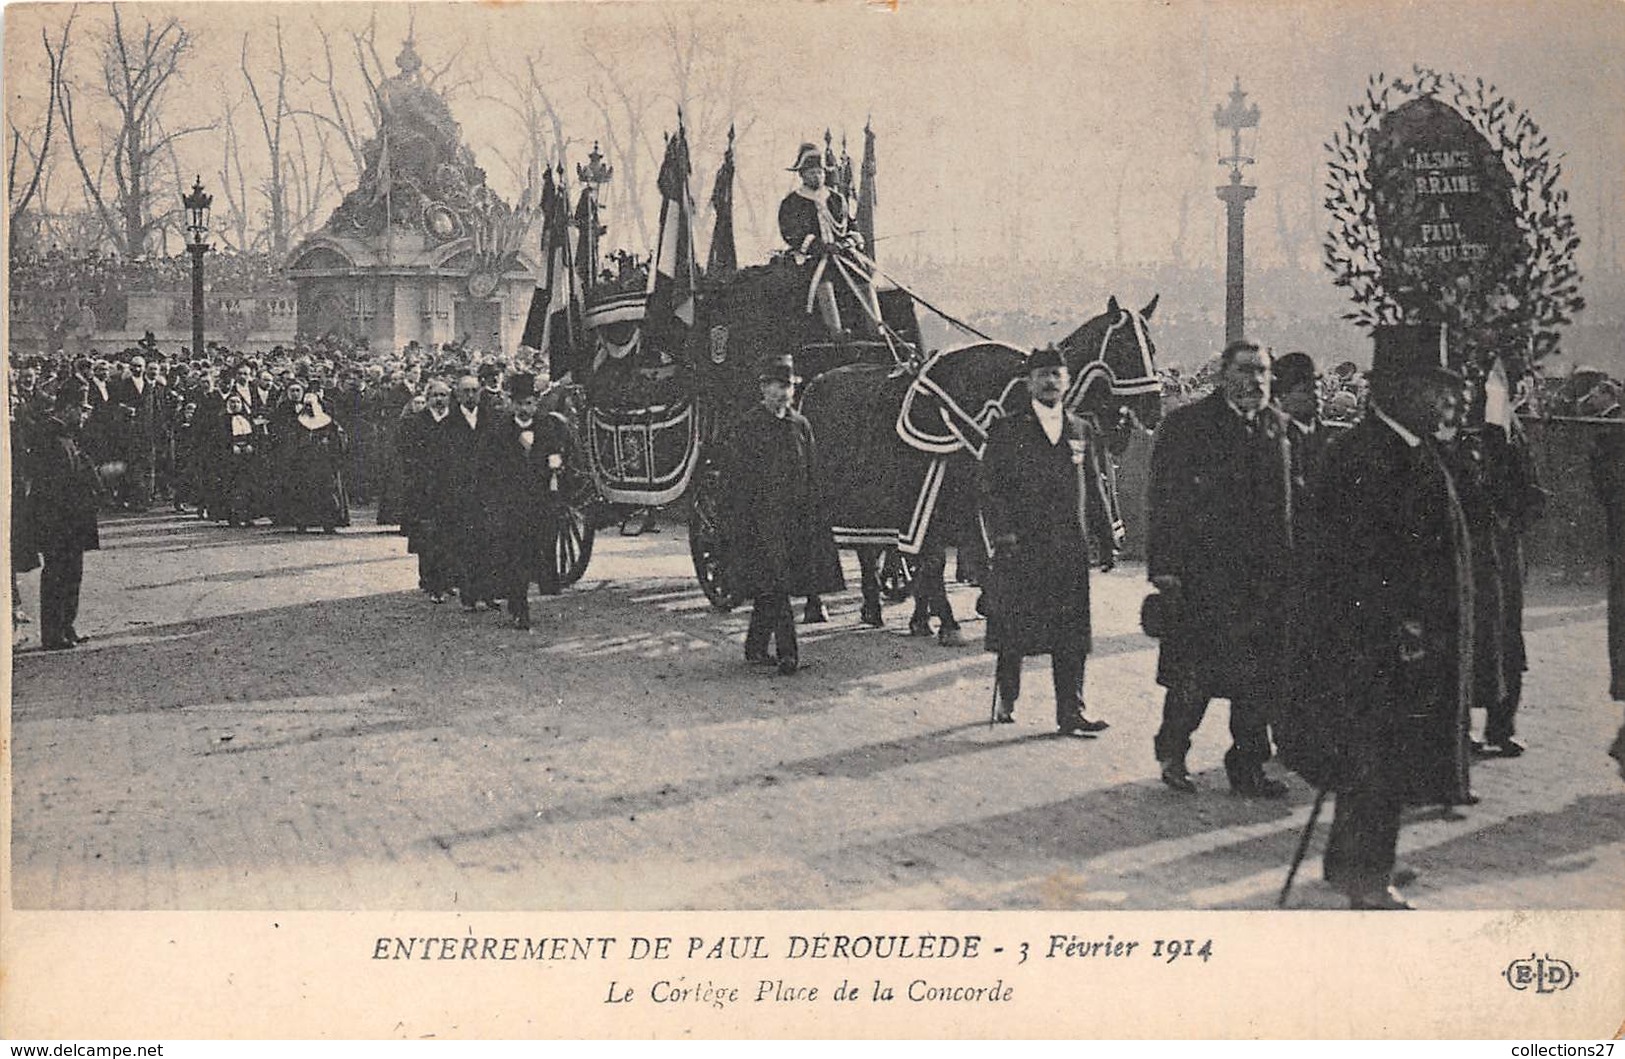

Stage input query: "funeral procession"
[{"left": 6, "top": 2, "right": 1624, "bottom": 915}]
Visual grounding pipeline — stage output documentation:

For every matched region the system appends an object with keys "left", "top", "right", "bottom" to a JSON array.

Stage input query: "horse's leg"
[
  {"left": 922, "top": 548, "right": 965, "bottom": 646},
  {"left": 857, "top": 545, "right": 884, "bottom": 627},
  {"left": 908, "top": 548, "right": 936, "bottom": 637}
]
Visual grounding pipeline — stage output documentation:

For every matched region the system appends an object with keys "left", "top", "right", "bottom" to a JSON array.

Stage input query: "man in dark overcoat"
[
  {"left": 1475, "top": 407, "right": 1545, "bottom": 756},
  {"left": 721, "top": 354, "right": 845, "bottom": 675},
  {"left": 112, "top": 354, "right": 167, "bottom": 510},
  {"left": 401, "top": 378, "right": 456, "bottom": 602},
  {"left": 437, "top": 373, "right": 498, "bottom": 610},
  {"left": 980, "top": 345, "right": 1116, "bottom": 736},
  {"left": 1285, "top": 323, "right": 1476, "bottom": 910},
  {"left": 1593, "top": 425, "right": 1625, "bottom": 776},
  {"left": 1146, "top": 338, "right": 1294, "bottom": 796},
  {"left": 28, "top": 392, "right": 102, "bottom": 651},
  {"left": 478, "top": 374, "right": 573, "bottom": 631}
]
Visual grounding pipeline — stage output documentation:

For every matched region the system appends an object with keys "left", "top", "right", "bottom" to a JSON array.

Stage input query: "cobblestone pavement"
[{"left": 8, "top": 510, "right": 1623, "bottom": 910}]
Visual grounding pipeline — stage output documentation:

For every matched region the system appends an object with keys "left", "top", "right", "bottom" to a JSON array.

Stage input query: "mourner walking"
[
  {"left": 720, "top": 354, "right": 844, "bottom": 675},
  {"left": 1146, "top": 338, "right": 1293, "bottom": 797},
  {"left": 979, "top": 345, "right": 1116, "bottom": 737},
  {"left": 1285, "top": 324, "right": 1477, "bottom": 910},
  {"left": 479, "top": 373, "right": 572, "bottom": 631}
]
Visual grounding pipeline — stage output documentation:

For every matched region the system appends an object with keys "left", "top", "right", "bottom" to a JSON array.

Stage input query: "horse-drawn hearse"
[{"left": 526, "top": 121, "right": 1165, "bottom": 629}]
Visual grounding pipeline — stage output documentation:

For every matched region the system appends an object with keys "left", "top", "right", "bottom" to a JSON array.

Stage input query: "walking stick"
[{"left": 1278, "top": 787, "right": 1329, "bottom": 908}]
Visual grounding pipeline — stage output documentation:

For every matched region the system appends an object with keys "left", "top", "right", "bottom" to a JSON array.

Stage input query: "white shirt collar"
[
  {"left": 1032, "top": 399, "right": 1064, "bottom": 444},
  {"left": 1223, "top": 396, "right": 1257, "bottom": 424},
  {"left": 460, "top": 405, "right": 479, "bottom": 426},
  {"left": 1370, "top": 401, "right": 1421, "bottom": 448},
  {"left": 429, "top": 407, "right": 450, "bottom": 423}
]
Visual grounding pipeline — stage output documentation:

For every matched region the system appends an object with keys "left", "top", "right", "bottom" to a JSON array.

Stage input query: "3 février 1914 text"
[{"left": 370, "top": 932, "right": 1214, "bottom": 1008}]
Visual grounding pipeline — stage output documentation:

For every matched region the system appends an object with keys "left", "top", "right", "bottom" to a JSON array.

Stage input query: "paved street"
[{"left": 8, "top": 509, "right": 1623, "bottom": 910}]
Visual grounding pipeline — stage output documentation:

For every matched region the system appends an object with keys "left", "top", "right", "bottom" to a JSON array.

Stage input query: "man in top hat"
[
  {"left": 720, "top": 353, "right": 844, "bottom": 674},
  {"left": 479, "top": 373, "right": 573, "bottom": 631},
  {"left": 1147, "top": 338, "right": 1294, "bottom": 797},
  {"left": 779, "top": 142, "right": 851, "bottom": 338},
  {"left": 980, "top": 345, "right": 1117, "bottom": 737},
  {"left": 477, "top": 362, "right": 508, "bottom": 418},
  {"left": 1284, "top": 322, "right": 1476, "bottom": 909}
]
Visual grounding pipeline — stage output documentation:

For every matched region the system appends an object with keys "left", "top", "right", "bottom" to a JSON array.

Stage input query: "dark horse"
[{"left": 799, "top": 295, "right": 1164, "bottom": 641}]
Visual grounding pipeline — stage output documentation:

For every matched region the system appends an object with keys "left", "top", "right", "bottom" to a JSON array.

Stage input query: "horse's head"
[{"left": 1057, "top": 294, "right": 1163, "bottom": 451}]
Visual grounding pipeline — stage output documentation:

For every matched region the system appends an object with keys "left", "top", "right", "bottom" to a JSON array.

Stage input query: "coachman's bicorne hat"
[
  {"left": 787, "top": 143, "right": 823, "bottom": 172},
  {"left": 757, "top": 354, "right": 801, "bottom": 383},
  {"left": 1370, "top": 323, "right": 1464, "bottom": 383},
  {"left": 1027, "top": 345, "right": 1065, "bottom": 372}
]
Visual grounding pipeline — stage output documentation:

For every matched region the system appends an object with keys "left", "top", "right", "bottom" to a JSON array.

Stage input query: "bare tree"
[
  {"left": 58, "top": 5, "right": 209, "bottom": 255},
  {"left": 8, "top": 12, "right": 76, "bottom": 234},
  {"left": 215, "top": 98, "right": 253, "bottom": 251},
  {"left": 240, "top": 21, "right": 294, "bottom": 256},
  {"left": 582, "top": 39, "right": 661, "bottom": 251},
  {"left": 476, "top": 47, "right": 573, "bottom": 210}
]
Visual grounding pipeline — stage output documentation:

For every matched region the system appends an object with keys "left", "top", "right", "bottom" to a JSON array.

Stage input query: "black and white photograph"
[{"left": 2, "top": 0, "right": 1622, "bottom": 1040}]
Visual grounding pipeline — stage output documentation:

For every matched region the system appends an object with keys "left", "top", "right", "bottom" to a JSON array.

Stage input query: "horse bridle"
[{"left": 1063, "top": 309, "right": 1160, "bottom": 413}]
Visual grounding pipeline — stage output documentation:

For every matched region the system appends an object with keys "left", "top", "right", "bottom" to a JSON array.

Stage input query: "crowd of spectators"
[{"left": 10, "top": 246, "right": 289, "bottom": 297}]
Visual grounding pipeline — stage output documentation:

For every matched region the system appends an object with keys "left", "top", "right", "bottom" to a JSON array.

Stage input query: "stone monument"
[{"left": 286, "top": 38, "right": 538, "bottom": 355}]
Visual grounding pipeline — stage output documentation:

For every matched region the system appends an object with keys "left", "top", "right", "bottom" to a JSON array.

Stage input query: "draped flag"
[
  {"left": 521, "top": 165, "right": 582, "bottom": 380},
  {"left": 706, "top": 124, "right": 737, "bottom": 279},
  {"left": 646, "top": 118, "right": 699, "bottom": 341},
  {"left": 856, "top": 119, "right": 878, "bottom": 261}
]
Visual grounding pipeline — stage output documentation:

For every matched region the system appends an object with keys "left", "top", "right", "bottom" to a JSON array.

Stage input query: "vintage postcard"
[{"left": 2, "top": 0, "right": 1622, "bottom": 1040}]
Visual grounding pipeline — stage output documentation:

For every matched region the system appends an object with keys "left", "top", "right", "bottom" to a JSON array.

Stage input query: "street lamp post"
[
  {"left": 181, "top": 176, "right": 212, "bottom": 358},
  {"left": 575, "top": 142, "right": 613, "bottom": 293},
  {"left": 1214, "top": 78, "right": 1260, "bottom": 346}
]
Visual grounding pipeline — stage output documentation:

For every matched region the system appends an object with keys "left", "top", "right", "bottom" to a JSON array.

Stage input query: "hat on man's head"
[
  {"left": 787, "top": 143, "right": 822, "bottom": 172},
  {"left": 1027, "top": 345, "right": 1065, "bottom": 373},
  {"left": 477, "top": 362, "right": 501, "bottom": 381},
  {"left": 757, "top": 353, "right": 801, "bottom": 383},
  {"left": 1220, "top": 337, "right": 1263, "bottom": 363},
  {"left": 509, "top": 373, "right": 537, "bottom": 401},
  {"left": 1370, "top": 323, "right": 1463, "bottom": 383},
  {"left": 1273, "top": 351, "right": 1318, "bottom": 391}
]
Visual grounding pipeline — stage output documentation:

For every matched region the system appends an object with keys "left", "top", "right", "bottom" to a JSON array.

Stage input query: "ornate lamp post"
[
  {"left": 181, "top": 176, "right": 212, "bottom": 357},
  {"left": 1214, "top": 78, "right": 1260, "bottom": 345},
  {"left": 575, "top": 142, "right": 613, "bottom": 291}
]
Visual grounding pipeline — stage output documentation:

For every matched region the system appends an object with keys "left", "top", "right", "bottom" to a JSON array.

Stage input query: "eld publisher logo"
[{"left": 1503, "top": 953, "right": 1579, "bottom": 993}]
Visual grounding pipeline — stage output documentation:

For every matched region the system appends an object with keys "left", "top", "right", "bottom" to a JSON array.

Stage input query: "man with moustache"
[
  {"left": 980, "top": 345, "right": 1118, "bottom": 737},
  {"left": 1147, "top": 338, "right": 1294, "bottom": 797}
]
